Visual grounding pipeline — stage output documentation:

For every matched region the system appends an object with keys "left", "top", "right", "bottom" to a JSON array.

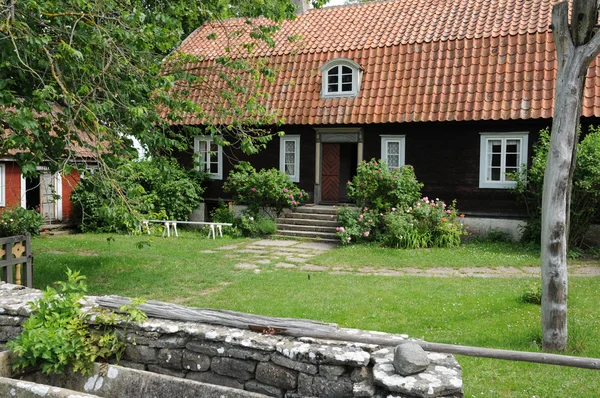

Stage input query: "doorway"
[
  {"left": 22, "top": 171, "right": 62, "bottom": 222},
  {"left": 316, "top": 128, "right": 363, "bottom": 204},
  {"left": 321, "top": 143, "right": 357, "bottom": 203}
]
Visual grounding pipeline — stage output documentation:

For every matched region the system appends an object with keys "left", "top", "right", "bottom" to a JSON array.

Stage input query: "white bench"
[{"left": 142, "top": 220, "right": 233, "bottom": 239}]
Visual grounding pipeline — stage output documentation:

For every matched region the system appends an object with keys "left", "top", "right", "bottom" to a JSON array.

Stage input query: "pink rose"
[
  {"left": 363, "top": 231, "right": 370, "bottom": 237},
  {"left": 251, "top": 187, "right": 256, "bottom": 192}
]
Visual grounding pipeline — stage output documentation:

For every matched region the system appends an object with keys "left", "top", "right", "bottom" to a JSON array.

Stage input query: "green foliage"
[
  {"left": 71, "top": 158, "right": 207, "bottom": 233},
  {"left": 210, "top": 201, "right": 240, "bottom": 237},
  {"left": 335, "top": 207, "right": 380, "bottom": 244},
  {"left": 382, "top": 198, "right": 467, "bottom": 249},
  {"left": 0, "top": 0, "right": 310, "bottom": 176},
  {"left": 234, "top": 213, "right": 277, "bottom": 237},
  {"left": 512, "top": 127, "right": 600, "bottom": 247},
  {"left": 337, "top": 164, "right": 466, "bottom": 248},
  {"left": 223, "top": 162, "right": 308, "bottom": 217},
  {"left": 210, "top": 201, "right": 235, "bottom": 224},
  {"left": 346, "top": 159, "right": 423, "bottom": 214},
  {"left": 520, "top": 282, "right": 542, "bottom": 305},
  {"left": 0, "top": 207, "right": 45, "bottom": 238},
  {"left": 7, "top": 269, "right": 146, "bottom": 375}
]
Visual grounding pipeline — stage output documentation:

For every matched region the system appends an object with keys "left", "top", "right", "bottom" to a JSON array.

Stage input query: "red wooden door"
[{"left": 322, "top": 143, "right": 340, "bottom": 202}]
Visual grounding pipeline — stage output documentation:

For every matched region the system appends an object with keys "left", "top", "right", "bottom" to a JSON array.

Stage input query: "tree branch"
[{"left": 553, "top": 1, "right": 575, "bottom": 67}]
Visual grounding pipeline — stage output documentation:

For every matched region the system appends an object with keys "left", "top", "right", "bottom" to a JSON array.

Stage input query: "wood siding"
[{"left": 177, "top": 117, "right": 600, "bottom": 217}]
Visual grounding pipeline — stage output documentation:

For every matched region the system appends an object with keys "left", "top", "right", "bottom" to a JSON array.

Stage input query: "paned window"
[
  {"left": 380, "top": 136, "right": 406, "bottom": 169},
  {"left": 194, "top": 136, "right": 223, "bottom": 179},
  {"left": 327, "top": 66, "right": 354, "bottom": 94},
  {"left": 479, "top": 133, "right": 528, "bottom": 188},
  {"left": 280, "top": 136, "right": 300, "bottom": 183},
  {"left": 321, "top": 59, "right": 362, "bottom": 98}
]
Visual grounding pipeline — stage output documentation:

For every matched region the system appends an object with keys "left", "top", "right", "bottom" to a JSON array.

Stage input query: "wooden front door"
[{"left": 321, "top": 143, "right": 340, "bottom": 202}]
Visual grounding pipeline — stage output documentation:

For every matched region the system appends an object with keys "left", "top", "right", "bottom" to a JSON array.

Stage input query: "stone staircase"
[
  {"left": 40, "top": 223, "right": 73, "bottom": 237},
  {"left": 275, "top": 205, "right": 340, "bottom": 243}
]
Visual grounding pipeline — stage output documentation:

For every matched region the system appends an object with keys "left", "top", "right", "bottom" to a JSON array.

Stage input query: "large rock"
[
  {"left": 211, "top": 357, "right": 256, "bottom": 381},
  {"left": 182, "top": 350, "right": 211, "bottom": 372},
  {"left": 373, "top": 351, "right": 463, "bottom": 398},
  {"left": 255, "top": 362, "right": 298, "bottom": 389},
  {"left": 393, "top": 343, "right": 429, "bottom": 376}
]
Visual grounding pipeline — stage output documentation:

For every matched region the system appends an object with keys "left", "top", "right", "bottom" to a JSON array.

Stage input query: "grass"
[
  {"left": 311, "top": 241, "right": 542, "bottom": 268},
  {"left": 31, "top": 232, "right": 600, "bottom": 398}
]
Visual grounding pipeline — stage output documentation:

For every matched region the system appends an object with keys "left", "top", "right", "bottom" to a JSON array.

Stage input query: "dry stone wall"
[{"left": 0, "top": 282, "right": 463, "bottom": 398}]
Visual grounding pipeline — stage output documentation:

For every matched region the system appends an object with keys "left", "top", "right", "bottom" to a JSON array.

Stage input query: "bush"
[
  {"left": 336, "top": 162, "right": 467, "bottom": 249},
  {"left": 7, "top": 270, "right": 146, "bottom": 375},
  {"left": 234, "top": 213, "right": 278, "bottom": 237},
  {"left": 512, "top": 127, "right": 600, "bottom": 247},
  {"left": 71, "top": 158, "right": 207, "bottom": 233},
  {"left": 346, "top": 159, "right": 423, "bottom": 214},
  {"left": 223, "top": 162, "right": 308, "bottom": 217},
  {"left": 520, "top": 282, "right": 542, "bottom": 305},
  {"left": 0, "top": 207, "right": 45, "bottom": 237},
  {"left": 382, "top": 198, "right": 466, "bottom": 249},
  {"left": 335, "top": 207, "right": 380, "bottom": 244},
  {"left": 210, "top": 201, "right": 239, "bottom": 237}
]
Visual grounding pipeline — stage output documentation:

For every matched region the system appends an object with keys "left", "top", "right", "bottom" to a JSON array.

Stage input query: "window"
[
  {"left": 320, "top": 59, "right": 362, "bottom": 98},
  {"left": 479, "top": 132, "right": 528, "bottom": 188},
  {"left": 0, "top": 163, "right": 5, "bottom": 207},
  {"left": 380, "top": 136, "right": 406, "bottom": 169},
  {"left": 280, "top": 135, "right": 300, "bottom": 183},
  {"left": 194, "top": 136, "right": 223, "bottom": 179}
]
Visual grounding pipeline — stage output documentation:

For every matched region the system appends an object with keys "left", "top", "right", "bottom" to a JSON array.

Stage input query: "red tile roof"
[{"left": 176, "top": 0, "right": 600, "bottom": 125}]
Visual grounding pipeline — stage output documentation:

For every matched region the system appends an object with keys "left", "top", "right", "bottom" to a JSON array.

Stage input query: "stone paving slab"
[
  {"left": 295, "top": 242, "right": 337, "bottom": 250},
  {"left": 252, "top": 240, "right": 299, "bottom": 247},
  {"left": 276, "top": 263, "right": 297, "bottom": 268}
]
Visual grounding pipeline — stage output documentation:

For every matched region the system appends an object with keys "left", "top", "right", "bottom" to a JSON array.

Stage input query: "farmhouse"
[
  {"left": 0, "top": 149, "right": 95, "bottom": 224},
  {"left": 171, "top": 0, "right": 600, "bottom": 221}
]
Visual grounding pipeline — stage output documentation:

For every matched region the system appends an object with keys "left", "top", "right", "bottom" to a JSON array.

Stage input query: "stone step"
[
  {"left": 281, "top": 212, "right": 337, "bottom": 221},
  {"left": 273, "top": 231, "right": 340, "bottom": 243},
  {"left": 292, "top": 205, "right": 339, "bottom": 215},
  {"left": 275, "top": 230, "right": 338, "bottom": 239},
  {"left": 277, "top": 223, "right": 338, "bottom": 234},
  {"left": 276, "top": 218, "right": 338, "bottom": 227}
]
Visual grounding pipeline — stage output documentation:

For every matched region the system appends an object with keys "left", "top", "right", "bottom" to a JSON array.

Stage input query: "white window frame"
[
  {"left": 0, "top": 163, "right": 5, "bottom": 207},
  {"left": 280, "top": 135, "right": 300, "bottom": 183},
  {"left": 380, "top": 135, "right": 406, "bottom": 169},
  {"left": 194, "top": 136, "right": 223, "bottom": 180},
  {"left": 479, "top": 132, "right": 529, "bottom": 189},
  {"left": 320, "top": 58, "right": 362, "bottom": 98}
]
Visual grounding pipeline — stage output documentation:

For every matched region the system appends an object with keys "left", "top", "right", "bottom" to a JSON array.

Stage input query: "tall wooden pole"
[{"left": 542, "top": 0, "right": 600, "bottom": 351}]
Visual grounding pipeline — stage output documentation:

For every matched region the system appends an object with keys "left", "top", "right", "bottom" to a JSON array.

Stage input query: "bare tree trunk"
[{"left": 542, "top": 0, "right": 600, "bottom": 351}]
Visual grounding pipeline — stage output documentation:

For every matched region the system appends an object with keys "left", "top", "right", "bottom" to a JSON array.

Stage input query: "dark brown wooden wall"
[{"left": 174, "top": 117, "right": 599, "bottom": 217}]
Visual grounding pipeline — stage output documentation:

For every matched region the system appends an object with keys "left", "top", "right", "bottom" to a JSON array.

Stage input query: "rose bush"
[{"left": 223, "top": 162, "right": 308, "bottom": 217}]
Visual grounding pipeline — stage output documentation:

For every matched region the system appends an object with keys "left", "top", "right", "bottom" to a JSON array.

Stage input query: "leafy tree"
[
  {"left": 513, "top": 127, "right": 600, "bottom": 248},
  {"left": 0, "top": 0, "right": 324, "bottom": 177}
]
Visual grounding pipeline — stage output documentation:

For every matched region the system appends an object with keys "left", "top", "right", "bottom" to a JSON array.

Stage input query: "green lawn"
[{"left": 31, "top": 233, "right": 600, "bottom": 398}]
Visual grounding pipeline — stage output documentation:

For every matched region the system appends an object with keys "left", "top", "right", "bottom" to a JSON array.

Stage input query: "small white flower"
[{"left": 249, "top": 217, "right": 254, "bottom": 221}]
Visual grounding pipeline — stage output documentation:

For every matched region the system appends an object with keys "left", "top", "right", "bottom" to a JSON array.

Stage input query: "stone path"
[{"left": 222, "top": 239, "right": 600, "bottom": 278}]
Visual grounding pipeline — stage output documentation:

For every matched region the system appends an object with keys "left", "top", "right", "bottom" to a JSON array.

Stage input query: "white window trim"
[
  {"left": 479, "top": 132, "right": 529, "bottom": 189},
  {"left": 280, "top": 135, "right": 300, "bottom": 183},
  {"left": 320, "top": 58, "right": 363, "bottom": 99},
  {"left": 0, "top": 163, "right": 5, "bottom": 207},
  {"left": 380, "top": 135, "right": 406, "bottom": 169},
  {"left": 194, "top": 136, "right": 223, "bottom": 180}
]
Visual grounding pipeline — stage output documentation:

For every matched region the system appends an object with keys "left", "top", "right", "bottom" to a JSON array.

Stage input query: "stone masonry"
[{"left": 0, "top": 282, "right": 463, "bottom": 398}]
